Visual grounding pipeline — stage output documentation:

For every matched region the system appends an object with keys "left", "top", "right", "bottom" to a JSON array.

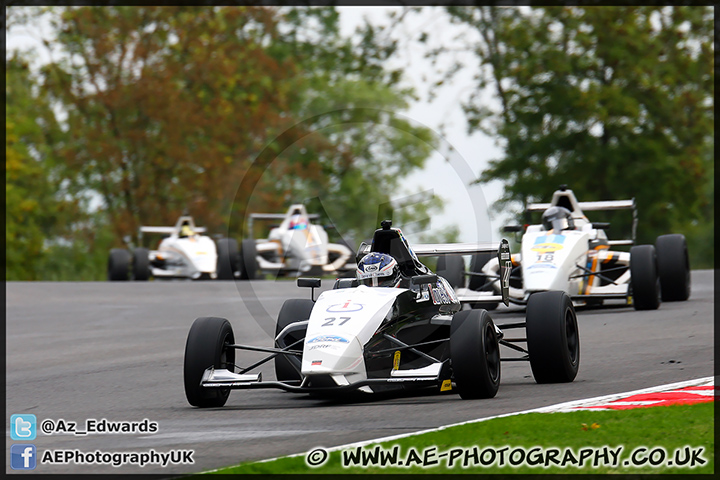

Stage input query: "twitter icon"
[{"left": 11, "top": 414, "right": 37, "bottom": 440}]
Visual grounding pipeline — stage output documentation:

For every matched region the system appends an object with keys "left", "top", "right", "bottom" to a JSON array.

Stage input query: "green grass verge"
[{"left": 199, "top": 402, "right": 713, "bottom": 475}]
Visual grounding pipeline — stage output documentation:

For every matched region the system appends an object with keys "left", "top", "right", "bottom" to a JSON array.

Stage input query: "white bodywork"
[
  {"left": 249, "top": 204, "right": 353, "bottom": 275},
  {"left": 301, "top": 286, "right": 405, "bottom": 386},
  {"left": 141, "top": 216, "right": 219, "bottom": 279},
  {"left": 480, "top": 188, "right": 635, "bottom": 305}
]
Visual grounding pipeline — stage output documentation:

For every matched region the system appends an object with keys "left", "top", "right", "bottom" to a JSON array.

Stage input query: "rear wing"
[
  {"left": 409, "top": 242, "right": 499, "bottom": 257},
  {"left": 527, "top": 198, "right": 637, "bottom": 246},
  {"left": 247, "top": 212, "right": 320, "bottom": 239},
  {"left": 526, "top": 199, "right": 635, "bottom": 212},
  {"left": 138, "top": 220, "right": 206, "bottom": 245},
  {"left": 446, "top": 239, "right": 511, "bottom": 306},
  {"left": 139, "top": 226, "right": 208, "bottom": 235},
  {"left": 359, "top": 240, "right": 511, "bottom": 306}
]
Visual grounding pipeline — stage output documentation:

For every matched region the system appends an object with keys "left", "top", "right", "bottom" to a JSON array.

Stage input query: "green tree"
[
  {"left": 430, "top": 6, "right": 713, "bottom": 266},
  {"left": 232, "top": 7, "right": 439, "bottom": 245},
  {"left": 7, "top": 6, "right": 440, "bottom": 279},
  {"left": 5, "top": 52, "right": 80, "bottom": 280}
]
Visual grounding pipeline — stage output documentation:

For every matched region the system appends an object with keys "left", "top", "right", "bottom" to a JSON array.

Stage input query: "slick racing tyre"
[
  {"left": 132, "top": 247, "right": 150, "bottom": 281},
  {"left": 630, "top": 245, "right": 661, "bottom": 310},
  {"left": 184, "top": 317, "right": 235, "bottom": 408},
  {"left": 239, "top": 239, "right": 259, "bottom": 280},
  {"left": 274, "top": 299, "right": 313, "bottom": 382},
  {"left": 655, "top": 234, "right": 690, "bottom": 302},
  {"left": 468, "top": 253, "right": 498, "bottom": 311},
  {"left": 450, "top": 309, "right": 500, "bottom": 399},
  {"left": 108, "top": 249, "right": 131, "bottom": 281},
  {"left": 526, "top": 291, "right": 579, "bottom": 384},
  {"left": 216, "top": 238, "right": 239, "bottom": 280},
  {"left": 437, "top": 255, "right": 465, "bottom": 290}
]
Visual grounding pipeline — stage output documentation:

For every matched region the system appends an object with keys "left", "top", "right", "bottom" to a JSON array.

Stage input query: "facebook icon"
[
  {"left": 11, "top": 444, "right": 37, "bottom": 470},
  {"left": 11, "top": 414, "right": 37, "bottom": 440}
]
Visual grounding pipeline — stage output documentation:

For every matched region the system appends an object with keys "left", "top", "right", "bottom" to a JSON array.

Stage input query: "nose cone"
[
  {"left": 179, "top": 237, "right": 218, "bottom": 273},
  {"left": 301, "top": 335, "right": 364, "bottom": 375}
]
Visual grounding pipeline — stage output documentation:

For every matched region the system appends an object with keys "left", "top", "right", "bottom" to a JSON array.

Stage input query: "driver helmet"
[
  {"left": 289, "top": 214, "right": 308, "bottom": 230},
  {"left": 542, "top": 206, "right": 575, "bottom": 232},
  {"left": 356, "top": 252, "right": 401, "bottom": 287},
  {"left": 180, "top": 222, "right": 195, "bottom": 237}
]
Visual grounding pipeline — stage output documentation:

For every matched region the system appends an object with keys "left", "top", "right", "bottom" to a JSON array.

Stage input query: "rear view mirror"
[
  {"left": 298, "top": 277, "right": 321, "bottom": 302},
  {"left": 502, "top": 225, "right": 523, "bottom": 233},
  {"left": 297, "top": 278, "right": 321, "bottom": 288},
  {"left": 592, "top": 222, "right": 610, "bottom": 230}
]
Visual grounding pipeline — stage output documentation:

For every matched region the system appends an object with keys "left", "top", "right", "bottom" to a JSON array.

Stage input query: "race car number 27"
[{"left": 322, "top": 316, "right": 352, "bottom": 327}]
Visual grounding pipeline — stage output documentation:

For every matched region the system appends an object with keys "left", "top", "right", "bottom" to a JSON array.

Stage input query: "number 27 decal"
[{"left": 322, "top": 316, "right": 352, "bottom": 326}]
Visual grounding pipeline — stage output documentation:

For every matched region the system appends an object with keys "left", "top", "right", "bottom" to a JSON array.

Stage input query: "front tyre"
[
  {"left": 437, "top": 255, "right": 465, "bottom": 289},
  {"left": 630, "top": 245, "right": 661, "bottom": 310},
  {"left": 526, "top": 291, "right": 579, "bottom": 384},
  {"left": 133, "top": 247, "right": 150, "bottom": 281},
  {"left": 274, "top": 299, "right": 313, "bottom": 382},
  {"left": 216, "top": 238, "right": 239, "bottom": 280},
  {"left": 184, "top": 317, "right": 235, "bottom": 408},
  {"left": 108, "top": 249, "right": 131, "bottom": 281},
  {"left": 239, "top": 239, "right": 259, "bottom": 280},
  {"left": 450, "top": 309, "right": 500, "bottom": 399},
  {"left": 655, "top": 234, "right": 690, "bottom": 302}
]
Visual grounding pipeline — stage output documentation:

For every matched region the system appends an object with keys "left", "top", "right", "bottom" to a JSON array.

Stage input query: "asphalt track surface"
[{"left": 5, "top": 270, "right": 714, "bottom": 475}]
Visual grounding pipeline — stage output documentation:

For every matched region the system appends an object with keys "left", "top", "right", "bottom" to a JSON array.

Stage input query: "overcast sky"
[
  {"left": 336, "top": 6, "right": 509, "bottom": 243},
  {"left": 6, "top": 6, "right": 511, "bottom": 244}
]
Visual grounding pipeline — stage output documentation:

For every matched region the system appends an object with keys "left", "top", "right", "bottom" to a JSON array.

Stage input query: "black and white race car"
[{"left": 183, "top": 220, "right": 580, "bottom": 407}]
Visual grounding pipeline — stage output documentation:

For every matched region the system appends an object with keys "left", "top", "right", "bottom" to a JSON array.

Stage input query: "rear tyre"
[
  {"left": 216, "top": 238, "right": 239, "bottom": 280},
  {"left": 132, "top": 247, "right": 150, "bottom": 281},
  {"left": 437, "top": 255, "right": 465, "bottom": 289},
  {"left": 630, "top": 245, "right": 661, "bottom": 310},
  {"left": 275, "top": 299, "right": 314, "bottom": 382},
  {"left": 108, "top": 249, "right": 131, "bottom": 281},
  {"left": 184, "top": 317, "right": 235, "bottom": 408},
  {"left": 526, "top": 291, "right": 579, "bottom": 383},
  {"left": 450, "top": 309, "right": 500, "bottom": 399},
  {"left": 468, "top": 253, "right": 498, "bottom": 310},
  {"left": 655, "top": 234, "right": 690, "bottom": 302},
  {"left": 239, "top": 239, "right": 259, "bottom": 280}
]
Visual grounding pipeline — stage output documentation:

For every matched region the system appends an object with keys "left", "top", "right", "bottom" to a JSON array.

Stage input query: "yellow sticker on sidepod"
[
  {"left": 531, "top": 242, "right": 564, "bottom": 253},
  {"left": 393, "top": 351, "right": 401, "bottom": 370},
  {"left": 440, "top": 379, "right": 452, "bottom": 392}
]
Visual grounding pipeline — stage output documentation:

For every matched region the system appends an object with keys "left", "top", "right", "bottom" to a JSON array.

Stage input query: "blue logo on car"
[{"left": 307, "top": 335, "right": 350, "bottom": 344}]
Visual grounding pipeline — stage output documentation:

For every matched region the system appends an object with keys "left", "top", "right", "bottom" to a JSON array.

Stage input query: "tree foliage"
[
  {"left": 433, "top": 6, "right": 713, "bottom": 265},
  {"left": 6, "top": 6, "right": 438, "bottom": 279},
  {"left": 5, "top": 52, "right": 81, "bottom": 280}
]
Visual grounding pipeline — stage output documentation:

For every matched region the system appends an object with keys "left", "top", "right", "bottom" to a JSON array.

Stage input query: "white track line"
[{"left": 220, "top": 376, "right": 715, "bottom": 469}]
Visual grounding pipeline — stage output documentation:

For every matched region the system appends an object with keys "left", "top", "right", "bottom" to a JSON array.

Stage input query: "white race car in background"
[
  {"left": 238, "top": 204, "right": 355, "bottom": 280},
  {"left": 108, "top": 215, "right": 240, "bottom": 281},
  {"left": 456, "top": 186, "right": 691, "bottom": 310}
]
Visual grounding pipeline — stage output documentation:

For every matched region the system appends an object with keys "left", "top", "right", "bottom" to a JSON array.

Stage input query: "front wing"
[{"left": 199, "top": 366, "right": 446, "bottom": 394}]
